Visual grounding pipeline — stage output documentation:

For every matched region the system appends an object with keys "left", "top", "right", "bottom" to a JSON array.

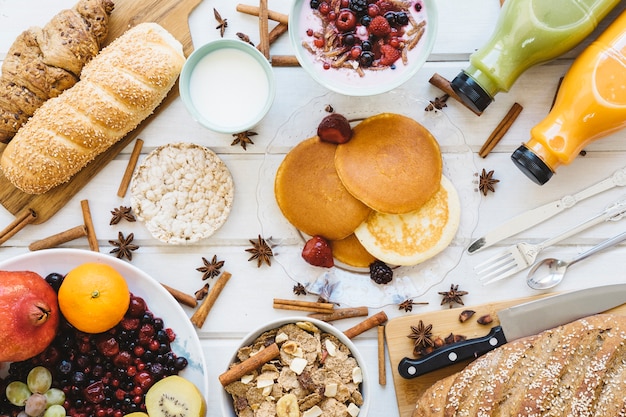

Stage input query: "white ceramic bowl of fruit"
[
  {"left": 0, "top": 249, "right": 208, "bottom": 416},
  {"left": 289, "top": 0, "right": 437, "bottom": 96},
  {"left": 220, "top": 316, "right": 370, "bottom": 417}
]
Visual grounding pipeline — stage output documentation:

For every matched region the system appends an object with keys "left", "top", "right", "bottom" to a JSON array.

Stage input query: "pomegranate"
[{"left": 0, "top": 270, "right": 59, "bottom": 362}]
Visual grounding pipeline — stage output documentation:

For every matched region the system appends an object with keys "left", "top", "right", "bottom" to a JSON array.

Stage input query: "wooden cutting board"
[
  {"left": 385, "top": 294, "right": 626, "bottom": 417},
  {"left": 0, "top": 0, "right": 202, "bottom": 228}
]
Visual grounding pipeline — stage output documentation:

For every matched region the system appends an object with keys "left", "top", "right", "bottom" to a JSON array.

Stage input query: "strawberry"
[
  {"left": 379, "top": 44, "right": 401, "bottom": 66},
  {"left": 302, "top": 236, "right": 334, "bottom": 268},
  {"left": 317, "top": 113, "right": 353, "bottom": 144},
  {"left": 368, "top": 15, "right": 391, "bottom": 38}
]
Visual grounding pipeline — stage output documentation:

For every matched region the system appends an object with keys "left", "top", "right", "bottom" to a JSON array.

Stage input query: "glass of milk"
[{"left": 180, "top": 39, "right": 276, "bottom": 133}]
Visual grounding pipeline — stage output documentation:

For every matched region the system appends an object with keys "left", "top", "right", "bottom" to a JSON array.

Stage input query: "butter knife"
[{"left": 467, "top": 167, "right": 626, "bottom": 254}]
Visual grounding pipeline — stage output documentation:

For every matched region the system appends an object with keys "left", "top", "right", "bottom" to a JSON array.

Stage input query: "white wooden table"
[{"left": 1, "top": 1, "right": 626, "bottom": 416}]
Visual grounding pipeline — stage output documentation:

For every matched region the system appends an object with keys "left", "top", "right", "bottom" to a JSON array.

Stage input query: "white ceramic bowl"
[
  {"left": 179, "top": 39, "right": 276, "bottom": 133},
  {"left": 289, "top": 0, "right": 437, "bottom": 96},
  {"left": 221, "top": 316, "right": 370, "bottom": 417}
]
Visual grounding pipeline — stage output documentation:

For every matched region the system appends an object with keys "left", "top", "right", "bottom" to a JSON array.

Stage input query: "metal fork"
[{"left": 475, "top": 198, "right": 626, "bottom": 284}]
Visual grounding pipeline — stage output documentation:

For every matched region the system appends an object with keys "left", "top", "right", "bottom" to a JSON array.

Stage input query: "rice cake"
[
  {"left": 354, "top": 175, "right": 460, "bottom": 266},
  {"left": 130, "top": 142, "right": 234, "bottom": 244}
]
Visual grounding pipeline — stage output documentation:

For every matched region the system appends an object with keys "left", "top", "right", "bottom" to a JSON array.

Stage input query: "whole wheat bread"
[{"left": 413, "top": 314, "right": 626, "bottom": 416}]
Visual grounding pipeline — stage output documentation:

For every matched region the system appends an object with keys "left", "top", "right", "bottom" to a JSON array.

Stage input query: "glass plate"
[
  {"left": 0, "top": 249, "right": 208, "bottom": 399},
  {"left": 257, "top": 90, "right": 480, "bottom": 308}
]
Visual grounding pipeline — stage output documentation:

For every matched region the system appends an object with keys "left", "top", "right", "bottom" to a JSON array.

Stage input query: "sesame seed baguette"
[
  {"left": 0, "top": 22, "right": 185, "bottom": 195},
  {"left": 413, "top": 314, "right": 626, "bottom": 417}
]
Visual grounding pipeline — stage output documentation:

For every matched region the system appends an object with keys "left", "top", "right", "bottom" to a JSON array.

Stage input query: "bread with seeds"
[
  {"left": 0, "top": 22, "right": 185, "bottom": 194},
  {"left": 413, "top": 314, "right": 626, "bottom": 417}
]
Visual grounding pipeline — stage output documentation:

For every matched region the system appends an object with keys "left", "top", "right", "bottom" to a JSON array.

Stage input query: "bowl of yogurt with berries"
[{"left": 290, "top": 0, "right": 437, "bottom": 96}]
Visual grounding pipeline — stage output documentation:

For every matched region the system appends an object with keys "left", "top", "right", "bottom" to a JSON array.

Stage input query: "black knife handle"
[{"left": 397, "top": 326, "right": 507, "bottom": 379}]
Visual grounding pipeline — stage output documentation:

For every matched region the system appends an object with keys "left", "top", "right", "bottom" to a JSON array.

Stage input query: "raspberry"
[
  {"left": 369, "top": 260, "right": 393, "bottom": 284},
  {"left": 379, "top": 44, "right": 401, "bottom": 66},
  {"left": 368, "top": 15, "right": 391, "bottom": 37},
  {"left": 375, "top": 0, "right": 394, "bottom": 14}
]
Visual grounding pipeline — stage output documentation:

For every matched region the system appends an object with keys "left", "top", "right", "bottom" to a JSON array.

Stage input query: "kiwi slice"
[
  {"left": 123, "top": 413, "right": 149, "bottom": 417},
  {"left": 145, "top": 376, "right": 206, "bottom": 417}
]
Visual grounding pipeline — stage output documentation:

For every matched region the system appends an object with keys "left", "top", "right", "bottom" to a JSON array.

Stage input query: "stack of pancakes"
[{"left": 274, "top": 113, "right": 461, "bottom": 268}]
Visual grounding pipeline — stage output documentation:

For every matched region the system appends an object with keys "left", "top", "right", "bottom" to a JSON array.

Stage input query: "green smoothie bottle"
[{"left": 450, "top": 0, "right": 621, "bottom": 113}]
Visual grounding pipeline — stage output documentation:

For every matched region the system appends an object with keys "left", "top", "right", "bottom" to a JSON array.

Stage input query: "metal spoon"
[{"left": 527, "top": 230, "right": 626, "bottom": 290}]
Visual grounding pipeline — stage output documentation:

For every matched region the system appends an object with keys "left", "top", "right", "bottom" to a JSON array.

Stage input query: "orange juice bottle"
[{"left": 512, "top": 11, "right": 626, "bottom": 185}]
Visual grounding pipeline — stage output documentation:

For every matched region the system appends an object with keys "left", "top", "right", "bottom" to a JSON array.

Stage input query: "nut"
[
  {"left": 477, "top": 314, "right": 493, "bottom": 325},
  {"left": 296, "top": 321, "right": 320, "bottom": 333},
  {"left": 282, "top": 341, "right": 299, "bottom": 356},
  {"left": 459, "top": 309, "right": 476, "bottom": 323}
]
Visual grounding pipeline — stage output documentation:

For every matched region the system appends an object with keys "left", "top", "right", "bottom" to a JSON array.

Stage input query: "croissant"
[
  {"left": 0, "top": 0, "right": 114, "bottom": 143},
  {"left": 413, "top": 314, "right": 626, "bottom": 417},
  {"left": 0, "top": 22, "right": 186, "bottom": 195}
]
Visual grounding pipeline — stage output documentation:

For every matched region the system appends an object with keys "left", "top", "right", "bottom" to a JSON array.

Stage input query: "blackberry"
[
  {"left": 349, "top": 0, "right": 368, "bottom": 15},
  {"left": 369, "top": 260, "right": 393, "bottom": 284}
]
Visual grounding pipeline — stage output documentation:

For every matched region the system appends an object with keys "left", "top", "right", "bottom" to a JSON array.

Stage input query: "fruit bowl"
[
  {"left": 0, "top": 249, "right": 208, "bottom": 414},
  {"left": 289, "top": 0, "right": 437, "bottom": 96},
  {"left": 221, "top": 316, "right": 370, "bottom": 417}
]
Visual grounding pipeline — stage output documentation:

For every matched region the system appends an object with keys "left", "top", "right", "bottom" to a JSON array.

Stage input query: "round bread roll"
[
  {"left": 330, "top": 233, "right": 377, "bottom": 269},
  {"left": 274, "top": 137, "right": 372, "bottom": 241},
  {"left": 354, "top": 175, "right": 460, "bottom": 266},
  {"left": 334, "top": 113, "right": 442, "bottom": 214}
]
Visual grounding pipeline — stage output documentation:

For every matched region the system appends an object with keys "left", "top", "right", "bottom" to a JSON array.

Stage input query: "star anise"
[
  {"left": 195, "top": 283, "right": 210, "bottom": 300},
  {"left": 408, "top": 320, "right": 434, "bottom": 350},
  {"left": 232, "top": 130, "right": 257, "bottom": 150},
  {"left": 214, "top": 8, "right": 228, "bottom": 37},
  {"left": 438, "top": 284, "right": 469, "bottom": 308},
  {"left": 246, "top": 235, "right": 273, "bottom": 267},
  {"left": 109, "top": 232, "right": 139, "bottom": 261},
  {"left": 109, "top": 206, "right": 136, "bottom": 225},
  {"left": 478, "top": 168, "right": 500, "bottom": 196},
  {"left": 425, "top": 93, "right": 449, "bottom": 111},
  {"left": 398, "top": 299, "right": 428, "bottom": 312},
  {"left": 293, "top": 283, "right": 307, "bottom": 296},
  {"left": 236, "top": 32, "right": 255, "bottom": 46},
  {"left": 196, "top": 255, "right": 225, "bottom": 280}
]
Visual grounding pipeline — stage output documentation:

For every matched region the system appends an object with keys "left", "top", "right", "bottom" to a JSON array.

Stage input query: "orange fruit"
[{"left": 58, "top": 262, "right": 130, "bottom": 333}]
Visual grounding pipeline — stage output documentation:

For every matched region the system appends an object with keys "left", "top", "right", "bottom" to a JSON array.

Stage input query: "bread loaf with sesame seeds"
[
  {"left": 413, "top": 314, "right": 626, "bottom": 417},
  {"left": 0, "top": 22, "right": 185, "bottom": 194}
]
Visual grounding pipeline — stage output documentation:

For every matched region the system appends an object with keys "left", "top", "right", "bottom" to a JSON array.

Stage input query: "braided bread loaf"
[
  {"left": 0, "top": 22, "right": 185, "bottom": 194},
  {"left": 0, "top": 0, "right": 114, "bottom": 143},
  {"left": 413, "top": 314, "right": 626, "bottom": 417}
]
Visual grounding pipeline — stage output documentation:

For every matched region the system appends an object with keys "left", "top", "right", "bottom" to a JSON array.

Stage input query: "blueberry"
[
  {"left": 342, "top": 33, "right": 356, "bottom": 46},
  {"left": 359, "top": 50, "right": 375, "bottom": 67},
  {"left": 384, "top": 11, "right": 396, "bottom": 25},
  {"left": 310, "top": 0, "right": 320, "bottom": 9},
  {"left": 45, "top": 272, "right": 64, "bottom": 292},
  {"left": 396, "top": 11, "right": 409, "bottom": 25},
  {"left": 360, "top": 15, "right": 372, "bottom": 26},
  {"left": 361, "top": 40, "right": 372, "bottom": 51}
]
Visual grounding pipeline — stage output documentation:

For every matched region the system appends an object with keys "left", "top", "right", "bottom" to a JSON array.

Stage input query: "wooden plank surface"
[
  {"left": 0, "top": 0, "right": 201, "bottom": 226},
  {"left": 386, "top": 295, "right": 626, "bottom": 417}
]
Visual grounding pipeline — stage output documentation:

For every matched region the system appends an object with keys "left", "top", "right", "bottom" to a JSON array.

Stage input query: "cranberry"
[
  {"left": 318, "top": 1, "right": 330, "bottom": 14},
  {"left": 84, "top": 380, "right": 106, "bottom": 404},
  {"left": 96, "top": 336, "right": 120, "bottom": 357},
  {"left": 313, "top": 38, "right": 325, "bottom": 48},
  {"left": 127, "top": 295, "right": 147, "bottom": 318},
  {"left": 367, "top": 3, "right": 380, "bottom": 16},
  {"left": 306, "top": 28, "right": 314, "bottom": 36},
  {"left": 113, "top": 351, "right": 133, "bottom": 368}
]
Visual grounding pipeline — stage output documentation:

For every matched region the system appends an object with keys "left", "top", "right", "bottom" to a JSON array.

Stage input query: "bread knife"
[
  {"left": 467, "top": 167, "right": 626, "bottom": 254},
  {"left": 398, "top": 284, "right": 626, "bottom": 379}
]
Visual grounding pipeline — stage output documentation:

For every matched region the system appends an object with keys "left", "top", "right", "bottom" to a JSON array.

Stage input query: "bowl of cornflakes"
[{"left": 221, "top": 317, "right": 370, "bottom": 417}]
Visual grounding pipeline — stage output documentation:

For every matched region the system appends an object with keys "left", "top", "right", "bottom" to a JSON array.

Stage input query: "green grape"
[
  {"left": 5, "top": 381, "right": 31, "bottom": 406},
  {"left": 44, "top": 387, "right": 65, "bottom": 406},
  {"left": 26, "top": 366, "right": 52, "bottom": 394},
  {"left": 43, "top": 404, "right": 67, "bottom": 417},
  {"left": 24, "top": 393, "right": 47, "bottom": 417}
]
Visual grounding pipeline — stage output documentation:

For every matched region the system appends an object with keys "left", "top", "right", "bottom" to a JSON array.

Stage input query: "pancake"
[
  {"left": 274, "top": 136, "right": 372, "bottom": 240},
  {"left": 354, "top": 175, "right": 460, "bottom": 266},
  {"left": 334, "top": 113, "right": 442, "bottom": 214},
  {"left": 330, "top": 233, "right": 377, "bottom": 269}
]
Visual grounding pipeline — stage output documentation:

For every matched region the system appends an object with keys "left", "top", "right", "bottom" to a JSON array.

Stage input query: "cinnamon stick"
[
  {"left": 478, "top": 102, "right": 523, "bottom": 158},
  {"left": 308, "top": 307, "right": 369, "bottom": 322},
  {"left": 0, "top": 209, "right": 37, "bottom": 246},
  {"left": 378, "top": 325, "right": 386, "bottom": 385},
  {"left": 80, "top": 199, "right": 99, "bottom": 252},
  {"left": 344, "top": 311, "right": 388, "bottom": 339},
  {"left": 190, "top": 271, "right": 232, "bottom": 328},
  {"left": 271, "top": 55, "right": 300, "bottom": 67},
  {"left": 117, "top": 138, "right": 144, "bottom": 198},
  {"left": 428, "top": 73, "right": 482, "bottom": 116},
  {"left": 273, "top": 299, "right": 334, "bottom": 310},
  {"left": 236, "top": 4, "right": 289, "bottom": 24},
  {"left": 161, "top": 283, "right": 197, "bottom": 308},
  {"left": 258, "top": 0, "right": 270, "bottom": 59},
  {"left": 218, "top": 343, "right": 280, "bottom": 386},
  {"left": 29, "top": 225, "right": 87, "bottom": 251}
]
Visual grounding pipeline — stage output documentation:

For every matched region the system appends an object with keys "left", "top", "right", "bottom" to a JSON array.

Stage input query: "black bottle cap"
[
  {"left": 511, "top": 145, "right": 554, "bottom": 185},
  {"left": 450, "top": 71, "right": 493, "bottom": 113}
]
